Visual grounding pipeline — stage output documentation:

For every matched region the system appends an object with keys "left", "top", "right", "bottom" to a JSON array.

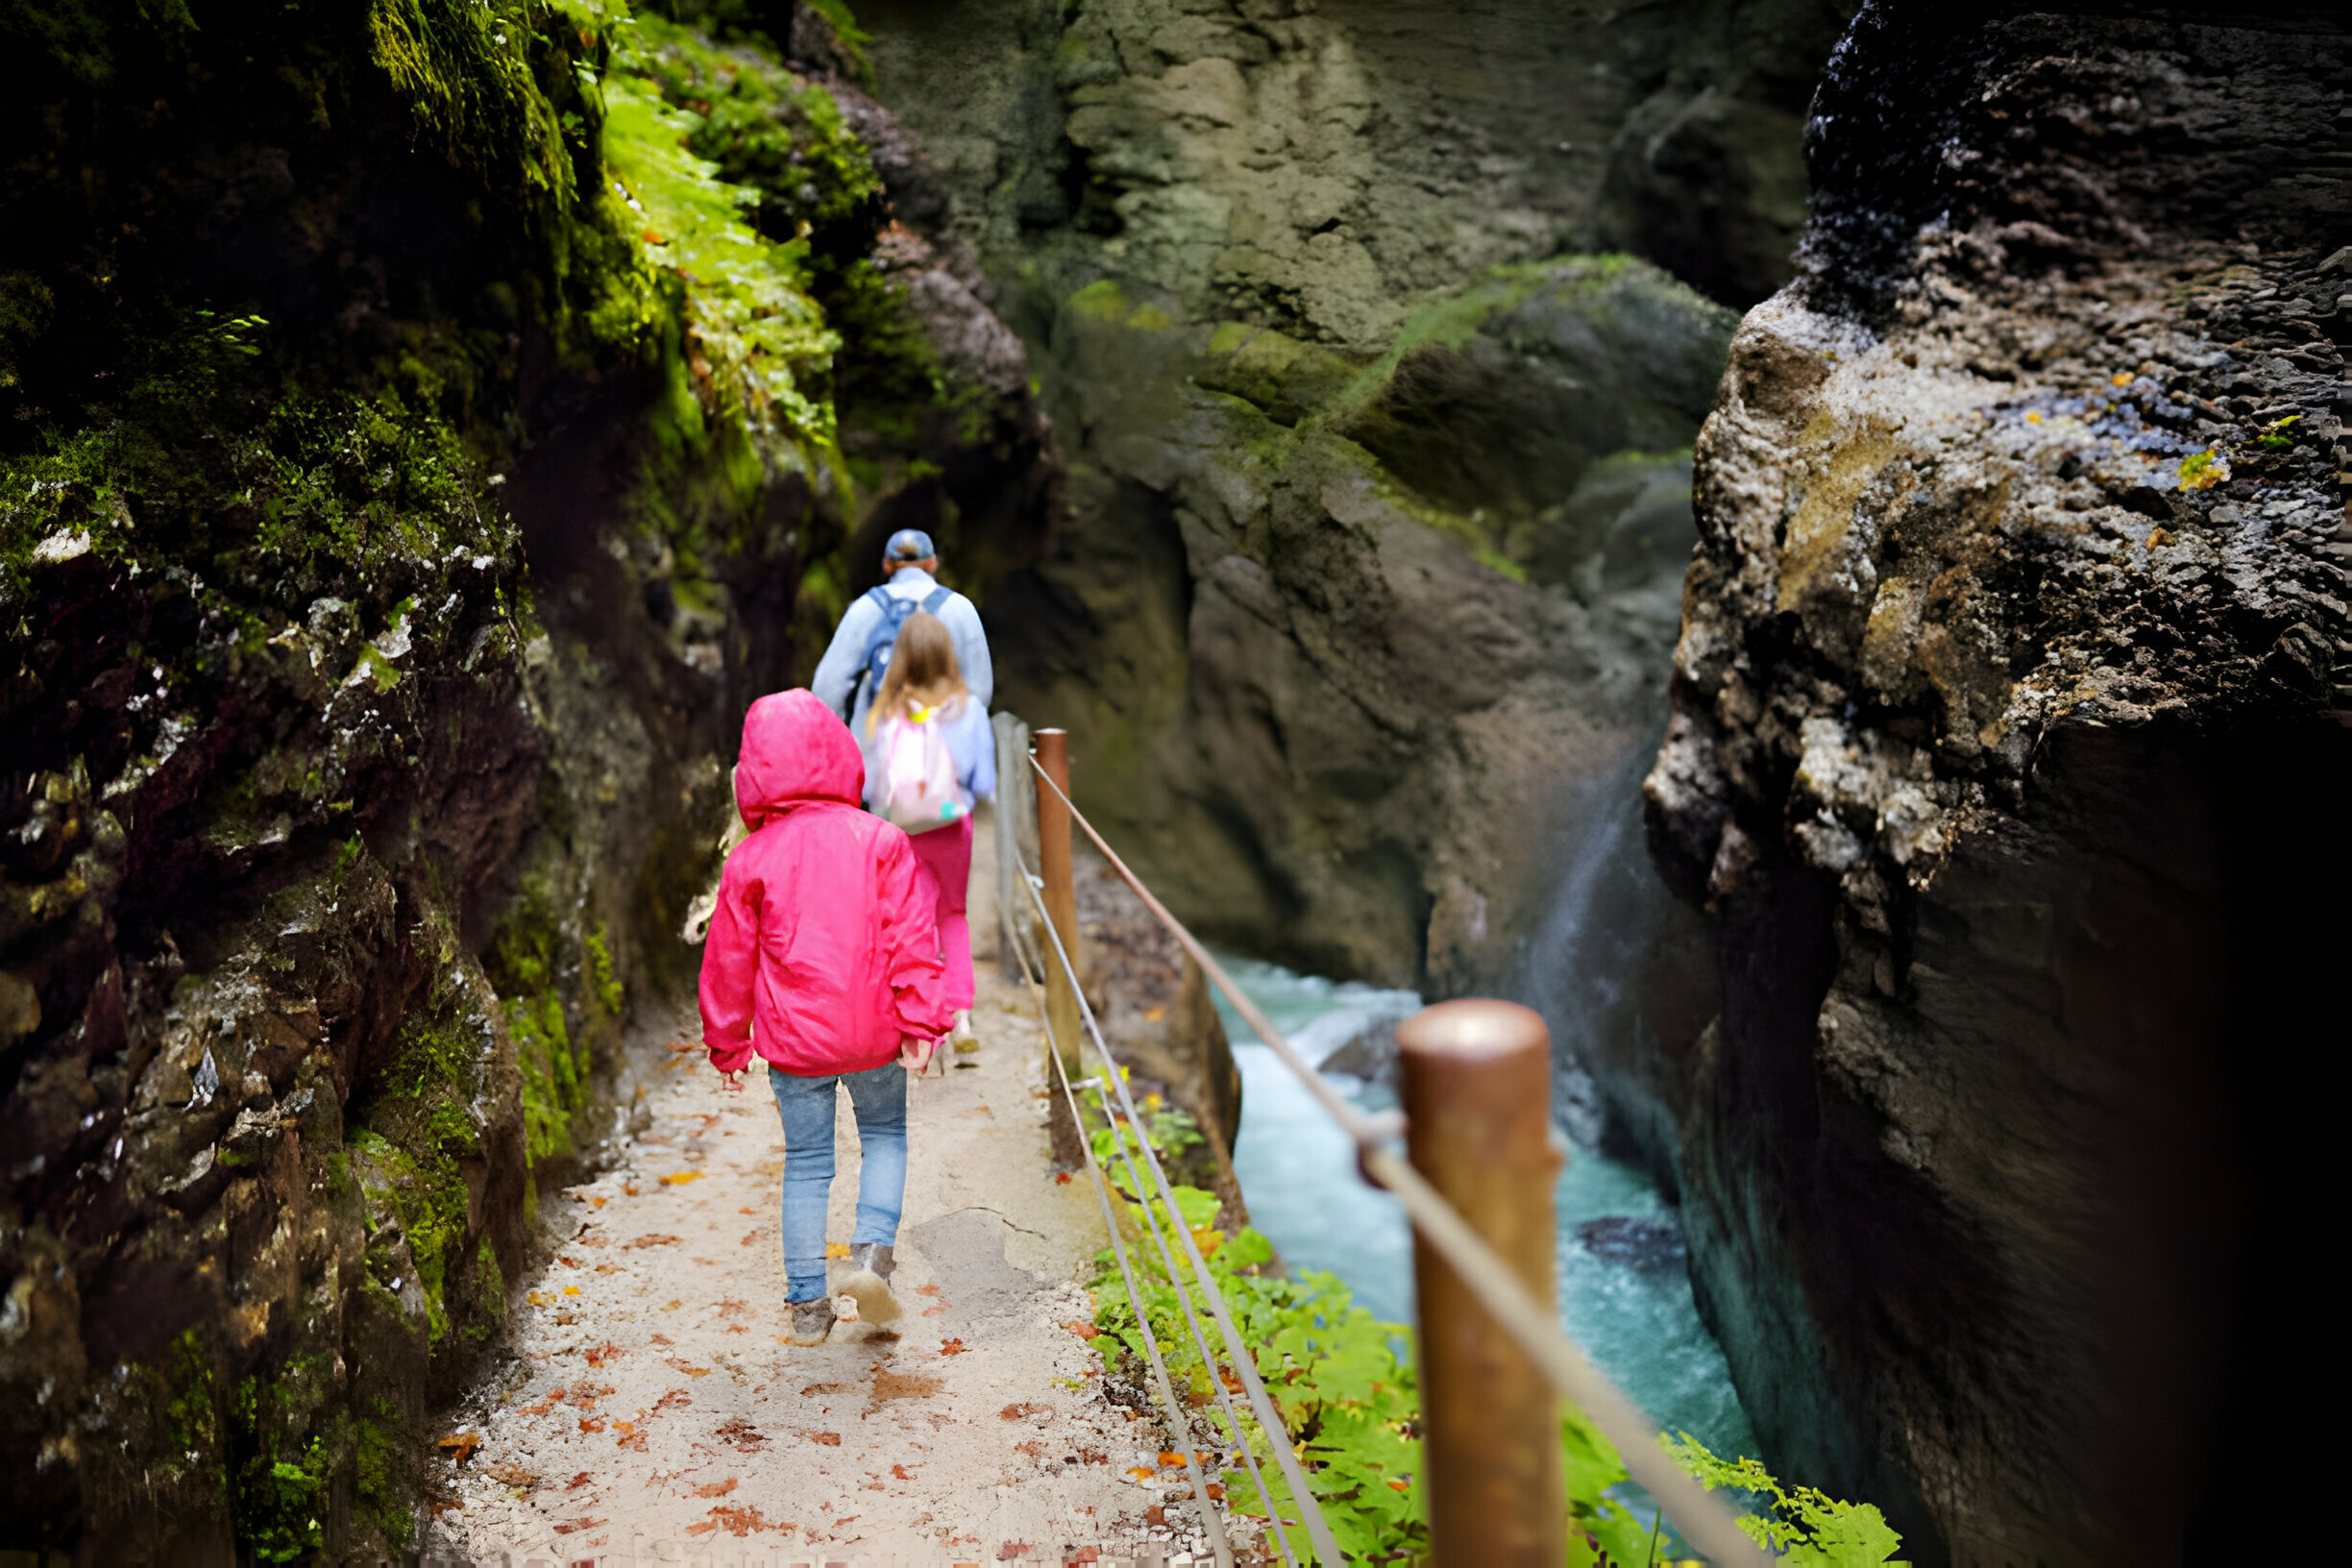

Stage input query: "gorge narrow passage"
[{"left": 430, "top": 821, "right": 1227, "bottom": 1564}]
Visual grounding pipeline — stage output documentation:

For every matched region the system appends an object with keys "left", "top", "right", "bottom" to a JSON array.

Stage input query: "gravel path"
[{"left": 427, "top": 816, "right": 1240, "bottom": 1566}]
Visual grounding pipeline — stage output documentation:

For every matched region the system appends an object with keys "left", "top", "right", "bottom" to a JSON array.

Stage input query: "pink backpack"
[{"left": 874, "top": 708, "right": 970, "bottom": 834}]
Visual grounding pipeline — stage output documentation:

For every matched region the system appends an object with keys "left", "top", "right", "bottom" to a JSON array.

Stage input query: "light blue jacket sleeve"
[{"left": 811, "top": 592, "right": 881, "bottom": 720}]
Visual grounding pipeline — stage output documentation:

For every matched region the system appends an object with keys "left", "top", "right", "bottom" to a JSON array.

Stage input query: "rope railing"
[
  {"left": 1005, "top": 844, "right": 1342, "bottom": 1565},
  {"left": 998, "top": 886, "right": 1257, "bottom": 1567},
  {"left": 1015, "top": 908, "right": 1239, "bottom": 1568},
  {"left": 1026, "top": 755, "right": 1775, "bottom": 1568}
]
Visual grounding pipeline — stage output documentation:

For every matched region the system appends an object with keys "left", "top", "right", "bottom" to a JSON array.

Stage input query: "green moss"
[
  {"left": 349, "top": 919, "right": 500, "bottom": 1348},
  {"left": 483, "top": 882, "right": 604, "bottom": 1172},
  {"left": 797, "top": 0, "right": 872, "bottom": 85},
  {"left": 585, "top": 922, "right": 624, "bottom": 1016},
  {"left": 353, "top": 1402, "right": 413, "bottom": 1554},
  {"left": 509, "top": 988, "right": 578, "bottom": 1164},
  {"left": 228, "top": 1376, "right": 332, "bottom": 1564},
  {"left": 1066, "top": 278, "right": 1135, "bottom": 324},
  {"left": 368, "top": 0, "right": 578, "bottom": 209},
  {"left": 473, "top": 1235, "right": 507, "bottom": 1322},
  {"left": 79, "top": 1331, "right": 233, "bottom": 1556},
  {"left": 1197, "top": 322, "right": 1362, "bottom": 429},
  {"left": 0, "top": 311, "right": 511, "bottom": 613}
]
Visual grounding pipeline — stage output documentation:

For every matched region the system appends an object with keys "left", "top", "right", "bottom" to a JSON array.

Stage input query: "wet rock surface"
[
  {"left": 1635, "top": 4, "right": 2352, "bottom": 1562},
  {"left": 856, "top": 0, "right": 1835, "bottom": 992},
  {"left": 1067, "top": 845, "right": 1247, "bottom": 1222},
  {"left": 1573, "top": 1216, "right": 1687, "bottom": 1275},
  {"left": 0, "top": 4, "right": 1058, "bottom": 1556}
]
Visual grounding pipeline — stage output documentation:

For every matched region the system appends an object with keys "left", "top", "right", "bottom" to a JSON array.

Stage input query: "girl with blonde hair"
[{"left": 863, "top": 609, "right": 994, "bottom": 1043}]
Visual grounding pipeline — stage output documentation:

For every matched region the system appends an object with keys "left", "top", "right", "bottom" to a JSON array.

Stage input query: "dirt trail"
[{"left": 428, "top": 809, "right": 1236, "bottom": 1566}]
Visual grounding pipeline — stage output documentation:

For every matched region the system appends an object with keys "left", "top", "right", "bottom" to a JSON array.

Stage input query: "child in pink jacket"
[{"left": 699, "top": 689, "right": 953, "bottom": 1344}]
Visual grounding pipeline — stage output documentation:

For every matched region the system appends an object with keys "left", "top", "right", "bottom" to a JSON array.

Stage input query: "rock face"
[
  {"left": 0, "top": 3, "right": 1052, "bottom": 1556},
  {"left": 850, "top": 0, "right": 1851, "bottom": 990},
  {"left": 1640, "top": 4, "right": 2352, "bottom": 1562}
]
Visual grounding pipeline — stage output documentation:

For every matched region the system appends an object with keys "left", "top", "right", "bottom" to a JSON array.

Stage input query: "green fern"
[{"left": 1663, "top": 1431, "right": 1907, "bottom": 1565}]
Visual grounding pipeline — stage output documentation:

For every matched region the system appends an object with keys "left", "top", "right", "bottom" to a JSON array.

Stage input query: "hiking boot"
[
  {"left": 834, "top": 1242, "right": 902, "bottom": 1327},
  {"left": 788, "top": 1297, "right": 836, "bottom": 1346}
]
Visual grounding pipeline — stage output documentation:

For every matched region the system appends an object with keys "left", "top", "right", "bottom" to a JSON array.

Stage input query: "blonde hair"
[{"left": 866, "top": 609, "right": 968, "bottom": 733}]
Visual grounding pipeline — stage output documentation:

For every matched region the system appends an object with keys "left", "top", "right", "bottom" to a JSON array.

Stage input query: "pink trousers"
[{"left": 907, "top": 813, "right": 974, "bottom": 1012}]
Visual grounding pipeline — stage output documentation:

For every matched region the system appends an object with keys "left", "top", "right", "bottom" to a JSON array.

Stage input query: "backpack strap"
[{"left": 920, "top": 585, "right": 952, "bottom": 616}]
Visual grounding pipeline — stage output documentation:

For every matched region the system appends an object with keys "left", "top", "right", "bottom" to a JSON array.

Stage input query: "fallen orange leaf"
[
  {"left": 561, "top": 1286, "right": 580, "bottom": 1297},
  {"left": 660, "top": 1171, "right": 704, "bottom": 1187},
  {"left": 825, "top": 1240, "right": 851, "bottom": 1259},
  {"left": 1159, "top": 1451, "right": 1187, "bottom": 1468},
  {"left": 591, "top": 1196, "right": 607, "bottom": 1209},
  {"left": 940, "top": 1338, "right": 968, "bottom": 1356}
]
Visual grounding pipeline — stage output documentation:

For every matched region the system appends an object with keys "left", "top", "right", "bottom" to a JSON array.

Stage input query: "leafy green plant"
[
  {"left": 1665, "top": 1433, "right": 1907, "bottom": 1566},
  {"left": 2256, "top": 413, "right": 2301, "bottom": 451},
  {"left": 1084, "top": 1090, "right": 1906, "bottom": 1565}
]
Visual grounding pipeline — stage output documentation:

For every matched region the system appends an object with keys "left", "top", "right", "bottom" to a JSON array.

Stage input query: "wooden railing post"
[
  {"left": 1033, "top": 727, "right": 1087, "bottom": 1166},
  {"left": 1397, "top": 998, "right": 1566, "bottom": 1567},
  {"left": 991, "top": 711, "right": 1037, "bottom": 981}
]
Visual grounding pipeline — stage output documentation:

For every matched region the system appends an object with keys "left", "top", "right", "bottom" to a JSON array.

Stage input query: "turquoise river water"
[{"left": 1210, "top": 956, "right": 1759, "bottom": 1462}]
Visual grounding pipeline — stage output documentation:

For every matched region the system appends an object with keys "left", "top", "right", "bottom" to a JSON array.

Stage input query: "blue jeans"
[{"left": 769, "top": 1064, "right": 908, "bottom": 1303}]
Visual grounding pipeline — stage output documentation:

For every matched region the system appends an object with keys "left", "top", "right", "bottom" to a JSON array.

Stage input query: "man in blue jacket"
[{"left": 810, "top": 528, "right": 994, "bottom": 734}]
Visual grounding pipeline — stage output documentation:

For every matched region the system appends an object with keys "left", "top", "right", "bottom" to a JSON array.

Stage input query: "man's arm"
[
  {"left": 810, "top": 593, "right": 878, "bottom": 719},
  {"left": 946, "top": 594, "right": 994, "bottom": 712}
]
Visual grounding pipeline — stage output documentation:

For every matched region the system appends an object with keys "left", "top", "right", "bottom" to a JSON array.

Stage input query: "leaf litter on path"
[{"left": 433, "top": 959, "right": 1246, "bottom": 1562}]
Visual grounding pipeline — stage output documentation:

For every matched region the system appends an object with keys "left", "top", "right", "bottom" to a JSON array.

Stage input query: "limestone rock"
[
  {"left": 852, "top": 0, "right": 1829, "bottom": 993},
  {"left": 1637, "top": 4, "right": 2352, "bottom": 1561}
]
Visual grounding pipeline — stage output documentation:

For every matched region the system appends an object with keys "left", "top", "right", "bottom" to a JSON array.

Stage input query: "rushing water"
[{"left": 1212, "top": 956, "right": 1758, "bottom": 1461}]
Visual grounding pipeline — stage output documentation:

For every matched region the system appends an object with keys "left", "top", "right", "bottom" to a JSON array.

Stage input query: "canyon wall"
[
  {"left": 0, "top": 3, "right": 1049, "bottom": 1556},
  {"left": 856, "top": 0, "right": 1852, "bottom": 989},
  {"left": 1641, "top": 4, "right": 2352, "bottom": 1562}
]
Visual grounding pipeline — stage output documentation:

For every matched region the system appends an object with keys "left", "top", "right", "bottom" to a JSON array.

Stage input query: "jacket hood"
[{"left": 735, "top": 689, "right": 865, "bottom": 826}]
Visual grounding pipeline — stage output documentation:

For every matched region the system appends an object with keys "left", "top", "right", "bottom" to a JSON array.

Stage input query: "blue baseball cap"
[{"left": 883, "top": 528, "right": 937, "bottom": 566}]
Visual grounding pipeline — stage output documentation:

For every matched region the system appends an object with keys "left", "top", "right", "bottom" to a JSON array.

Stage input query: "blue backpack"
[{"left": 857, "top": 583, "right": 953, "bottom": 699}]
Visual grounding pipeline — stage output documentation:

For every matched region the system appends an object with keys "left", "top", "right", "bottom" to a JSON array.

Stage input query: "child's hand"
[{"left": 897, "top": 1036, "right": 936, "bottom": 1074}]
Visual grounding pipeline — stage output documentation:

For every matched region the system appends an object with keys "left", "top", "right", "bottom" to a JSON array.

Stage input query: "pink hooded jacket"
[{"left": 698, "top": 689, "right": 951, "bottom": 1077}]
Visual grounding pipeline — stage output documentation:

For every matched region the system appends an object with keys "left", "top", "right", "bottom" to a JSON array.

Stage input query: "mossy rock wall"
[{"left": 0, "top": 0, "right": 1057, "bottom": 1557}]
